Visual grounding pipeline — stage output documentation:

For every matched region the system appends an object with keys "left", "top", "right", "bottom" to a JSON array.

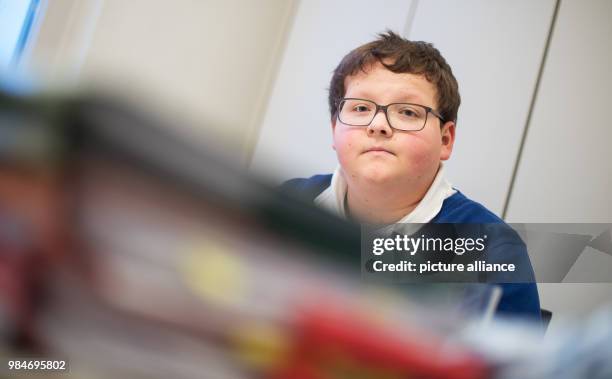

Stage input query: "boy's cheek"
[
  {"left": 333, "top": 132, "right": 360, "bottom": 156},
  {"left": 395, "top": 142, "right": 442, "bottom": 171}
]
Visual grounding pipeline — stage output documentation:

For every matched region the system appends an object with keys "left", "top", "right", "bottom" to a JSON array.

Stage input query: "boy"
[{"left": 282, "top": 31, "right": 541, "bottom": 320}]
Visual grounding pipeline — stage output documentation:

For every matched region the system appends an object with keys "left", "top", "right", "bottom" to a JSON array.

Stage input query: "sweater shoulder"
[
  {"left": 279, "top": 174, "right": 332, "bottom": 202},
  {"left": 433, "top": 191, "right": 503, "bottom": 223}
]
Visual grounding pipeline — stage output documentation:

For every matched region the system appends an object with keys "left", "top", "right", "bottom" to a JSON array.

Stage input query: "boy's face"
[{"left": 332, "top": 62, "right": 455, "bottom": 189}]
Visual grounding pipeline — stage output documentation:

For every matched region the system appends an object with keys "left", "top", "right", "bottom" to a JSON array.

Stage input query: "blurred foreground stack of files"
[{"left": 0, "top": 88, "right": 610, "bottom": 379}]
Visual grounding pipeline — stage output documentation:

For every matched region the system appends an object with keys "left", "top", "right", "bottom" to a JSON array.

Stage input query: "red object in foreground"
[{"left": 271, "top": 303, "right": 490, "bottom": 379}]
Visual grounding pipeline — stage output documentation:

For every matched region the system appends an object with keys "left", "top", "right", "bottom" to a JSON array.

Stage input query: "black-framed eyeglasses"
[{"left": 337, "top": 98, "right": 445, "bottom": 131}]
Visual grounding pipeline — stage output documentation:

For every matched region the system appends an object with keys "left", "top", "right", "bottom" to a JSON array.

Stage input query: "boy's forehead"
[{"left": 343, "top": 63, "right": 438, "bottom": 106}]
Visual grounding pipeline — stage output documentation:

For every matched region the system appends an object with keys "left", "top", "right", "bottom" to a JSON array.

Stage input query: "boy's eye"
[
  {"left": 352, "top": 104, "right": 372, "bottom": 113},
  {"left": 396, "top": 106, "right": 423, "bottom": 119}
]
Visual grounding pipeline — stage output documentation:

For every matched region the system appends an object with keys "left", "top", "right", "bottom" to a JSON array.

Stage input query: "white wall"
[
  {"left": 25, "top": 0, "right": 296, "bottom": 161},
  {"left": 505, "top": 0, "right": 612, "bottom": 223},
  {"left": 504, "top": 0, "right": 612, "bottom": 333},
  {"left": 408, "top": 0, "right": 556, "bottom": 216}
]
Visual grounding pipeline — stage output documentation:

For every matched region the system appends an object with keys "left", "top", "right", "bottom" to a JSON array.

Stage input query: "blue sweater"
[{"left": 281, "top": 174, "right": 542, "bottom": 322}]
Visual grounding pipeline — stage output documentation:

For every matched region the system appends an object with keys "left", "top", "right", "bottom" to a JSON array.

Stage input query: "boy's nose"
[{"left": 367, "top": 111, "right": 393, "bottom": 137}]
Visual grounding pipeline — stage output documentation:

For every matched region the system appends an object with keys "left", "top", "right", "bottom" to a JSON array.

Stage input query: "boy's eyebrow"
[
  {"left": 347, "top": 89, "right": 429, "bottom": 105},
  {"left": 395, "top": 93, "right": 427, "bottom": 104}
]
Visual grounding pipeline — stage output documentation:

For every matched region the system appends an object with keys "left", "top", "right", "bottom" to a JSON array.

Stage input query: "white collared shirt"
[{"left": 314, "top": 163, "right": 456, "bottom": 223}]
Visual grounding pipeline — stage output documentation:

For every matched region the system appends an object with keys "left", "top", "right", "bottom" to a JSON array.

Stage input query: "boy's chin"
[{"left": 355, "top": 166, "right": 402, "bottom": 185}]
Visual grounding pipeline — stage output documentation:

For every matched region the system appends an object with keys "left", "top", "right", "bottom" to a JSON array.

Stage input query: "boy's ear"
[{"left": 440, "top": 121, "right": 455, "bottom": 161}]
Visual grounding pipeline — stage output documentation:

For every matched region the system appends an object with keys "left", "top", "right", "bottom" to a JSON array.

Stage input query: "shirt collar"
[{"left": 314, "top": 163, "right": 456, "bottom": 223}]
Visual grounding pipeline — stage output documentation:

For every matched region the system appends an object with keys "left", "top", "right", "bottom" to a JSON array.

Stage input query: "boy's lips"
[{"left": 363, "top": 146, "right": 395, "bottom": 155}]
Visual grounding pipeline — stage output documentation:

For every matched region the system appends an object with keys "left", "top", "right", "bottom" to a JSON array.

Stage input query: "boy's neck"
[
  {"left": 345, "top": 186, "right": 421, "bottom": 224},
  {"left": 343, "top": 170, "right": 438, "bottom": 224}
]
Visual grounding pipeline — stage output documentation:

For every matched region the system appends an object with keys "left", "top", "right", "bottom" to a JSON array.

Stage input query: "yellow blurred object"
[
  {"left": 181, "top": 241, "right": 247, "bottom": 308},
  {"left": 230, "top": 323, "right": 290, "bottom": 370}
]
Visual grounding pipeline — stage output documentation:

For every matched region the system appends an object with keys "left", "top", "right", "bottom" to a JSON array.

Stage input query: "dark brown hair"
[{"left": 328, "top": 30, "right": 460, "bottom": 124}]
